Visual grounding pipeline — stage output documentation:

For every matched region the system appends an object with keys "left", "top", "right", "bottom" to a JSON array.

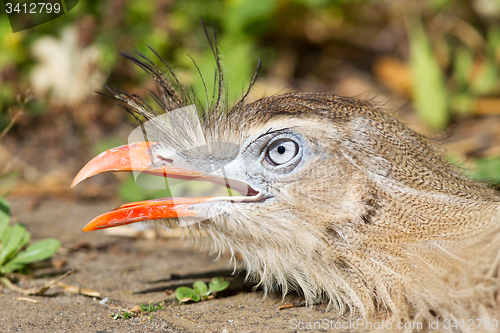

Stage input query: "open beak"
[
  {"left": 72, "top": 141, "right": 222, "bottom": 232},
  {"left": 79, "top": 197, "right": 208, "bottom": 232}
]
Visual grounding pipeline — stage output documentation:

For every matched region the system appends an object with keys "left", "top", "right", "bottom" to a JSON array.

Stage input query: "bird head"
[
  {"left": 71, "top": 91, "right": 372, "bottom": 299},
  {"left": 72, "top": 48, "right": 500, "bottom": 322}
]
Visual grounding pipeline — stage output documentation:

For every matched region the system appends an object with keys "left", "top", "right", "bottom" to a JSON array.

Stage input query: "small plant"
[
  {"left": 110, "top": 302, "right": 163, "bottom": 320},
  {"left": 0, "top": 197, "right": 60, "bottom": 274},
  {"left": 176, "top": 277, "right": 230, "bottom": 304},
  {"left": 140, "top": 302, "right": 164, "bottom": 312},
  {"left": 110, "top": 311, "right": 136, "bottom": 320},
  {"left": 121, "top": 311, "right": 133, "bottom": 319}
]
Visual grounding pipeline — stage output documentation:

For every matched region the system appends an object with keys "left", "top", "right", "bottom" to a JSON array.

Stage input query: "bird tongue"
[{"left": 72, "top": 141, "right": 216, "bottom": 232}]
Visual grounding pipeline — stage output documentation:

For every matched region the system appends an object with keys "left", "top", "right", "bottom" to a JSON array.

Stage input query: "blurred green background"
[{"left": 0, "top": 0, "right": 499, "bottom": 202}]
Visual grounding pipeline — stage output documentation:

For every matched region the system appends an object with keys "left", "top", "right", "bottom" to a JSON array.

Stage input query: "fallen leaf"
[{"left": 0, "top": 270, "right": 73, "bottom": 295}]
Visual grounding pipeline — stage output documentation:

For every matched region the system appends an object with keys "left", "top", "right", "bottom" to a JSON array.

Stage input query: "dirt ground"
[{"left": 2, "top": 197, "right": 348, "bottom": 333}]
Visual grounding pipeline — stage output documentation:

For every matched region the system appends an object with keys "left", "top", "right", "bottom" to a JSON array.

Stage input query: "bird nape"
[{"left": 72, "top": 45, "right": 500, "bottom": 330}]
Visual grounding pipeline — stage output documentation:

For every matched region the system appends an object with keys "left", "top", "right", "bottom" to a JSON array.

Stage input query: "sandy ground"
[{"left": 1, "top": 197, "right": 346, "bottom": 333}]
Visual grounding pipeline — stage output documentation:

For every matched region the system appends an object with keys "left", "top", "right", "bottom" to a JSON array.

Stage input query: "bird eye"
[{"left": 266, "top": 139, "right": 299, "bottom": 166}]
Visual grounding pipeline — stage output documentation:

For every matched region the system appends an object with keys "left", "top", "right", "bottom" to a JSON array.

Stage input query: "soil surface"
[{"left": 2, "top": 197, "right": 343, "bottom": 333}]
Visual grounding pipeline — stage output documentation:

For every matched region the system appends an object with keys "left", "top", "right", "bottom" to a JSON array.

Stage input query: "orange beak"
[
  {"left": 71, "top": 141, "right": 205, "bottom": 187},
  {"left": 72, "top": 141, "right": 215, "bottom": 232}
]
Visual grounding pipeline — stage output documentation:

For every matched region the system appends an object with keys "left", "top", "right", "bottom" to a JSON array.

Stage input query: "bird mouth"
[{"left": 72, "top": 141, "right": 262, "bottom": 232}]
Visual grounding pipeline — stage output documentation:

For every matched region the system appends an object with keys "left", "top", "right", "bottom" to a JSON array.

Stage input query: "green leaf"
[
  {"left": 209, "top": 277, "right": 230, "bottom": 293},
  {"left": 471, "top": 158, "right": 500, "bottom": 183},
  {"left": 2, "top": 238, "right": 60, "bottom": 273},
  {"left": 176, "top": 287, "right": 200, "bottom": 303},
  {"left": 8, "top": 227, "right": 30, "bottom": 262},
  {"left": 487, "top": 26, "right": 500, "bottom": 61},
  {"left": 0, "top": 198, "right": 9, "bottom": 239},
  {"left": 0, "top": 197, "right": 10, "bottom": 216},
  {"left": 193, "top": 281, "right": 208, "bottom": 296},
  {"left": 0, "top": 262, "right": 22, "bottom": 273},
  {"left": 452, "top": 47, "right": 474, "bottom": 91},
  {"left": 0, "top": 224, "right": 28, "bottom": 266},
  {"left": 450, "top": 94, "right": 474, "bottom": 115},
  {"left": 408, "top": 19, "right": 449, "bottom": 131},
  {"left": 470, "top": 59, "right": 499, "bottom": 95},
  {"left": 225, "top": 0, "right": 278, "bottom": 33}
]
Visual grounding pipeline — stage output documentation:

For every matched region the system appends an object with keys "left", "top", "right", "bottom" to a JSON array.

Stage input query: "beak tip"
[
  {"left": 82, "top": 224, "right": 95, "bottom": 232},
  {"left": 71, "top": 169, "right": 90, "bottom": 188}
]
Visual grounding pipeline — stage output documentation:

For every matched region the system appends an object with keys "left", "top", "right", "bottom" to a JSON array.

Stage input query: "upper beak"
[
  {"left": 72, "top": 141, "right": 217, "bottom": 232},
  {"left": 71, "top": 141, "right": 205, "bottom": 188}
]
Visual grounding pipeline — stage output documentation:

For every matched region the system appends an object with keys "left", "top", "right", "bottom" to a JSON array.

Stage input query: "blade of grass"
[{"left": 408, "top": 19, "right": 449, "bottom": 131}]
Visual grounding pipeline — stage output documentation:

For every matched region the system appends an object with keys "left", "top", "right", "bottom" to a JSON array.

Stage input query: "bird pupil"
[{"left": 277, "top": 145, "right": 286, "bottom": 154}]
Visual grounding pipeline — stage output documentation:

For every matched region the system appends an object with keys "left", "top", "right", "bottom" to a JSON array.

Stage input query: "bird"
[{"left": 71, "top": 37, "right": 500, "bottom": 331}]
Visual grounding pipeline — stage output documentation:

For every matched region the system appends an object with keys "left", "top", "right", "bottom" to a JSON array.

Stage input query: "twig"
[
  {"left": 14, "top": 296, "right": 40, "bottom": 303},
  {"left": 0, "top": 91, "right": 32, "bottom": 143},
  {"left": 56, "top": 281, "right": 101, "bottom": 298},
  {"left": 278, "top": 301, "right": 307, "bottom": 310},
  {"left": 0, "top": 269, "right": 73, "bottom": 296}
]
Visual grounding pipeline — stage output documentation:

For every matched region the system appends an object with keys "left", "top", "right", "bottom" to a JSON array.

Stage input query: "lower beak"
[
  {"left": 81, "top": 197, "right": 209, "bottom": 231},
  {"left": 72, "top": 141, "right": 214, "bottom": 232}
]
